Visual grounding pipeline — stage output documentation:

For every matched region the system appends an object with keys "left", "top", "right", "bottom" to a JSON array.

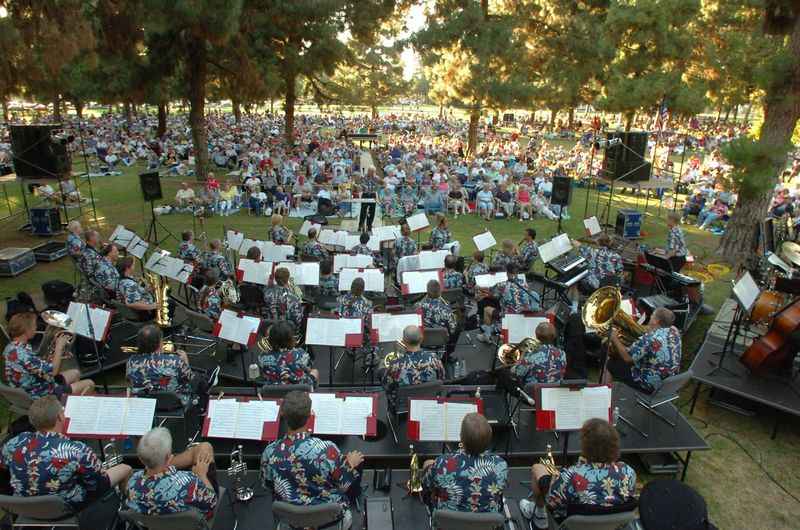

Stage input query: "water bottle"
[
  {"left": 475, "top": 386, "right": 482, "bottom": 399},
  {"left": 248, "top": 363, "right": 260, "bottom": 381},
  {"left": 612, "top": 406, "right": 620, "bottom": 427}
]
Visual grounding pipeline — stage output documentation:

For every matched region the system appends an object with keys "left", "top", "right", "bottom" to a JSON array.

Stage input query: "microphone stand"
[{"left": 82, "top": 302, "right": 109, "bottom": 394}]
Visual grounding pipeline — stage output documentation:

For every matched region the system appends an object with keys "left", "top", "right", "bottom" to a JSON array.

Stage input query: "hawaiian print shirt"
[
  {"left": 270, "top": 225, "right": 292, "bottom": 245},
  {"left": 66, "top": 233, "right": 85, "bottom": 260},
  {"left": 199, "top": 285, "right": 222, "bottom": 320},
  {"left": 263, "top": 285, "right": 304, "bottom": 332},
  {"left": 383, "top": 349, "right": 444, "bottom": 404},
  {"left": 318, "top": 274, "right": 339, "bottom": 298},
  {"left": 117, "top": 277, "right": 155, "bottom": 306},
  {"left": 178, "top": 241, "right": 200, "bottom": 262},
  {"left": 666, "top": 226, "right": 688, "bottom": 257},
  {"left": 497, "top": 279, "right": 541, "bottom": 315},
  {"left": 546, "top": 458, "right": 637, "bottom": 520},
  {"left": 78, "top": 245, "right": 103, "bottom": 278},
  {"left": 125, "top": 466, "right": 217, "bottom": 521},
  {"left": 443, "top": 269, "right": 466, "bottom": 290},
  {"left": 422, "top": 448, "right": 508, "bottom": 513},
  {"left": 261, "top": 432, "right": 360, "bottom": 509},
  {"left": 395, "top": 236, "right": 418, "bottom": 266},
  {"left": 94, "top": 257, "right": 120, "bottom": 292},
  {"left": 429, "top": 227, "right": 452, "bottom": 250},
  {"left": 519, "top": 241, "right": 539, "bottom": 270},
  {"left": 465, "top": 262, "right": 489, "bottom": 290},
  {"left": 258, "top": 348, "right": 316, "bottom": 386},
  {"left": 416, "top": 296, "right": 457, "bottom": 335},
  {"left": 302, "top": 240, "right": 330, "bottom": 262},
  {"left": 3, "top": 341, "right": 58, "bottom": 398},
  {"left": 492, "top": 251, "right": 516, "bottom": 270},
  {"left": 126, "top": 352, "right": 194, "bottom": 406},
  {"left": 511, "top": 344, "right": 567, "bottom": 386},
  {"left": 337, "top": 293, "right": 373, "bottom": 320},
  {"left": 578, "top": 246, "right": 623, "bottom": 290},
  {"left": 202, "top": 252, "right": 232, "bottom": 279},
  {"left": 629, "top": 326, "right": 681, "bottom": 393},
  {"left": 1, "top": 431, "right": 108, "bottom": 511},
  {"left": 350, "top": 244, "right": 375, "bottom": 263}
]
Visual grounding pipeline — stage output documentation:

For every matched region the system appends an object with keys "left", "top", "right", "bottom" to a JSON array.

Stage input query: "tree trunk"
[
  {"left": 568, "top": 108, "right": 575, "bottom": 128},
  {"left": 284, "top": 70, "right": 296, "bottom": 144},
  {"left": 52, "top": 96, "right": 61, "bottom": 121},
  {"left": 73, "top": 100, "right": 83, "bottom": 119},
  {"left": 550, "top": 109, "right": 557, "bottom": 128},
  {"left": 625, "top": 112, "right": 634, "bottom": 132},
  {"left": 124, "top": 101, "right": 132, "bottom": 126},
  {"left": 232, "top": 95, "right": 241, "bottom": 125},
  {"left": 157, "top": 102, "right": 167, "bottom": 138},
  {"left": 269, "top": 99, "right": 274, "bottom": 114},
  {"left": 187, "top": 38, "right": 209, "bottom": 182},
  {"left": 467, "top": 108, "right": 480, "bottom": 157},
  {"left": 717, "top": 14, "right": 800, "bottom": 265},
  {"left": 438, "top": 104, "right": 443, "bottom": 119},
  {"left": 715, "top": 108, "right": 722, "bottom": 124},
  {"left": 2, "top": 99, "right": 10, "bottom": 122},
  {"left": 732, "top": 105, "right": 739, "bottom": 123},
  {"left": 744, "top": 103, "right": 753, "bottom": 124},
  {"left": 371, "top": 105, "right": 378, "bottom": 120},
  {"left": 723, "top": 107, "right": 731, "bottom": 123}
]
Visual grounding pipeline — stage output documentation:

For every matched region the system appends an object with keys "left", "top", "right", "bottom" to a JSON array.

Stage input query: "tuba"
[
  {"left": 407, "top": 444, "right": 423, "bottom": 494},
  {"left": 228, "top": 445, "right": 254, "bottom": 502},
  {"left": 496, "top": 337, "right": 540, "bottom": 366},
  {"left": 145, "top": 271, "right": 171, "bottom": 328},
  {"left": 219, "top": 279, "right": 240, "bottom": 305},
  {"left": 39, "top": 310, "right": 75, "bottom": 361},
  {"left": 582, "top": 286, "right": 645, "bottom": 346}
]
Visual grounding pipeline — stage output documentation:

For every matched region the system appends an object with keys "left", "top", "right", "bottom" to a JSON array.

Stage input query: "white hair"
[
  {"left": 67, "top": 220, "right": 82, "bottom": 233},
  {"left": 137, "top": 427, "right": 173, "bottom": 469}
]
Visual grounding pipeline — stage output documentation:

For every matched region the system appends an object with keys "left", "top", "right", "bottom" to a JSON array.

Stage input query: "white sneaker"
[
  {"left": 341, "top": 509, "right": 353, "bottom": 530},
  {"left": 519, "top": 499, "right": 535, "bottom": 519}
]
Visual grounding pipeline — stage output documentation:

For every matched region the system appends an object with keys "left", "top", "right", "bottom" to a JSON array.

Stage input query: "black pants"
[
  {"left": 562, "top": 313, "right": 588, "bottom": 379},
  {"left": 358, "top": 192, "right": 377, "bottom": 232},
  {"left": 76, "top": 482, "right": 120, "bottom": 530}
]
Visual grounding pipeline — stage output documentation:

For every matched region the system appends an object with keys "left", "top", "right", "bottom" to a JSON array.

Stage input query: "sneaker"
[
  {"left": 519, "top": 499, "right": 535, "bottom": 519},
  {"left": 476, "top": 333, "right": 491, "bottom": 344},
  {"left": 534, "top": 503, "right": 549, "bottom": 529},
  {"left": 341, "top": 509, "right": 353, "bottom": 530}
]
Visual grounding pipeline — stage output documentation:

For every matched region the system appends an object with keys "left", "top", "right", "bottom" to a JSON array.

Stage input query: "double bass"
[{"left": 740, "top": 297, "right": 800, "bottom": 373}]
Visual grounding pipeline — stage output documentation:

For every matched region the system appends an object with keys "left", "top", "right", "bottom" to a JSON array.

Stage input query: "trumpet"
[
  {"left": 228, "top": 445, "right": 254, "bottom": 502},
  {"left": 540, "top": 443, "right": 558, "bottom": 475},
  {"left": 496, "top": 337, "right": 539, "bottom": 366}
]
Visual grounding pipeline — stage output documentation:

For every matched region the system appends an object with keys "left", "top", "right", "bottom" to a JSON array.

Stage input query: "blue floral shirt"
[
  {"left": 383, "top": 349, "right": 444, "bottom": 403},
  {"left": 199, "top": 285, "right": 222, "bottom": 320},
  {"left": 178, "top": 241, "right": 199, "bottom": 262},
  {"left": 492, "top": 251, "right": 516, "bottom": 270},
  {"left": 270, "top": 225, "right": 292, "bottom": 245},
  {"left": 117, "top": 277, "right": 155, "bottom": 306},
  {"left": 263, "top": 285, "right": 304, "bottom": 332},
  {"left": 629, "top": 326, "right": 681, "bottom": 393},
  {"left": 3, "top": 341, "right": 58, "bottom": 398},
  {"left": 261, "top": 432, "right": 360, "bottom": 509},
  {"left": 546, "top": 458, "right": 637, "bottom": 520},
  {"left": 578, "top": 246, "right": 623, "bottom": 290},
  {"left": 202, "top": 252, "right": 232, "bottom": 279},
  {"left": 257, "top": 347, "right": 316, "bottom": 386},
  {"left": 511, "top": 344, "right": 567, "bottom": 386},
  {"left": 126, "top": 352, "right": 194, "bottom": 406},
  {"left": 416, "top": 296, "right": 457, "bottom": 335},
  {"left": 519, "top": 241, "right": 539, "bottom": 270},
  {"left": 444, "top": 270, "right": 465, "bottom": 290},
  {"left": 318, "top": 274, "right": 339, "bottom": 297},
  {"left": 125, "top": 466, "right": 217, "bottom": 521},
  {"left": 302, "top": 240, "right": 330, "bottom": 262},
  {"left": 422, "top": 449, "right": 508, "bottom": 513},
  {"left": 94, "top": 257, "right": 120, "bottom": 292},
  {"left": 429, "top": 227, "right": 451, "bottom": 250},
  {"left": 497, "top": 279, "right": 541, "bottom": 315},
  {"left": 78, "top": 246, "right": 103, "bottom": 279},
  {"left": 395, "top": 236, "right": 418, "bottom": 266},
  {"left": 1, "top": 431, "right": 108, "bottom": 511},
  {"left": 66, "top": 233, "right": 84, "bottom": 260},
  {"left": 666, "top": 226, "right": 687, "bottom": 256},
  {"left": 465, "top": 262, "right": 489, "bottom": 290}
]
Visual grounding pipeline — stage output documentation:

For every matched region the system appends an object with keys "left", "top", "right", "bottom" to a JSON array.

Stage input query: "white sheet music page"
[
  {"left": 262, "top": 243, "right": 294, "bottom": 262},
  {"left": 419, "top": 250, "right": 449, "bottom": 270},
  {"left": 278, "top": 262, "right": 320, "bottom": 286},
  {"left": 371, "top": 312, "right": 422, "bottom": 342},
  {"left": 733, "top": 271, "right": 760, "bottom": 312},
  {"left": 306, "top": 317, "right": 352, "bottom": 347},
  {"left": 402, "top": 270, "right": 441, "bottom": 294},
  {"left": 124, "top": 398, "right": 157, "bottom": 436},
  {"left": 237, "top": 259, "right": 272, "bottom": 285},
  {"left": 226, "top": 230, "right": 245, "bottom": 251},
  {"left": 502, "top": 314, "right": 548, "bottom": 344},
  {"left": 109, "top": 225, "right": 134, "bottom": 246},
  {"left": 444, "top": 402, "right": 478, "bottom": 442},
  {"left": 216, "top": 310, "right": 260, "bottom": 346},
  {"left": 206, "top": 399, "right": 239, "bottom": 438},
  {"left": 475, "top": 272, "right": 507, "bottom": 289},
  {"left": 66, "top": 302, "right": 110, "bottom": 341},
  {"left": 339, "top": 396, "right": 371, "bottom": 436},
  {"left": 553, "top": 389, "right": 583, "bottom": 431},
  {"left": 373, "top": 225, "right": 402, "bottom": 242},
  {"left": 338, "top": 268, "right": 384, "bottom": 292},
  {"left": 333, "top": 254, "right": 374, "bottom": 273},
  {"left": 64, "top": 396, "right": 101, "bottom": 435},
  {"left": 580, "top": 386, "right": 612, "bottom": 424},
  {"left": 414, "top": 400, "right": 445, "bottom": 441},
  {"left": 406, "top": 212, "right": 430, "bottom": 232},
  {"left": 584, "top": 217, "right": 602, "bottom": 236},
  {"left": 235, "top": 401, "right": 271, "bottom": 440},
  {"left": 473, "top": 231, "right": 497, "bottom": 252},
  {"left": 94, "top": 397, "right": 128, "bottom": 435},
  {"left": 310, "top": 394, "right": 343, "bottom": 434},
  {"left": 127, "top": 236, "right": 149, "bottom": 259},
  {"left": 299, "top": 220, "right": 322, "bottom": 237}
]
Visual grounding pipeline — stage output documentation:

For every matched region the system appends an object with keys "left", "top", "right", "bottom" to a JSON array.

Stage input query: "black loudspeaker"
[
  {"left": 10, "top": 125, "right": 71, "bottom": 178},
  {"left": 139, "top": 171, "right": 163, "bottom": 201},
  {"left": 29, "top": 207, "right": 61, "bottom": 235},
  {"left": 551, "top": 176, "right": 572, "bottom": 206},
  {"left": 602, "top": 131, "right": 651, "bottom": 182}
]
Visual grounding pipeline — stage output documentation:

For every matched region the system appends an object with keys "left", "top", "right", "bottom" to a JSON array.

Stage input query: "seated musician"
[
  {"left": 443, "top": 254, "right": 465, "bottom": 290},
  {"left": 116, "top": 256, "right": 158, "bottom": 318},
  {"left": 301, "top": 227, "right": 330, "bottom": 261},
  {"left": 1, "top": 396, "right": 131, "bottom": 527},
  {"left": 126, "top": 325, "right": 196, "bottom": 407},
  {"left": 382, "top": 325, "right": 444, "bottom": 405},
  {"left": 351, "top": 232, "right": 377, "bottom": 265},
  {"left": 198, "top": 270, "right": 223, "bottom": 321},
  {"left": 575, "top": 235, "right": 623, "bottom": 292},
  {"left": 77, "top": 229, "right": 102, "bottom": 281},
  {"left": 416, "top": 279, "right": 457, "bottom": 337},
  {"left": 261, "top": 391, "right": 364, "bottom": 530},
  {"left": 422, "top": 413, "right": 508, "bottom": 513},
  {"left": 269, "top": 213, "right": 293, "bottom": 244},
  {"left": 492, "top": 239, "right": 519, "bottom": 269},
  {"left": 178, "top": 230, "right": 200, "bottom": 263},
  {"left": 394, "top": 223, "right": 418, "bottom": 268},
  {"left": 257, "top": 321, "right": 319, "bottom": 385},
  {"left": 429, "top": 213, "right": 452, "bottom": 251},
  {"left": 263, "top": 267, "right": 304, "bottom": 331},
  {"left": 465, "top": 250, "right": 489, "bottom": 292},
  {"left": 511, "top": 322, "right": 567, "bottom": 386},
  {"left": 496, "top": 262, "right": 541, "bottom": 315},
  {"left": 3, "top": 313, "right": 95, "bottom": 398},
  {"left": 66, "top": 220, "right": 85, "bottom": 261},
  {"left": 605, "top": 307, "right": 681, "bottom": 394},
  {"left": 317, "top": 259, "right": 339, "bottom": 298},
  {"left": 201, "top": 239, "right": 232, "bottom": 280},
  {"left": 241, "top": 245, "right": 267, "bottom": 298},
  {"left": 96, "top": 243, "right": 120, "bottom": 294},
  {"left": 126, "top": 427, "right": 217, "bottom": 522},
  {"left": 518, "top": 228, "right": 539, "bottom": 272},
  {"left": 519, "top": 419, "right": 636, "bottom": 529}
]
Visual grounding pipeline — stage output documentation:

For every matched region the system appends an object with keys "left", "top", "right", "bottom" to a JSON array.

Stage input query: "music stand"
[{"left": 709, "top": 272, "right": 760, "bottom": 377}]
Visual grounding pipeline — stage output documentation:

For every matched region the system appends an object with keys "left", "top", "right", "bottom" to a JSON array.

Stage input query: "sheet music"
[
  {"left": 554, "top": 390, "right": 583, "bottom": 431},
  {"left": 370, "top": 312, "right": 423, "bottom": 342},
  {"left": 584, "top": 217, "right": 602, "bottom": 236},
  {"left": 236, "top": 401, "right": 274, "bottom": 440},
  {"left": 539, "top": 234, "right": 572, "bottom": 264},
  {"left": 475, "top": 272, "right": 508, "bottom": 289},
  {"left": 299, "top": 220, "right": 322, "bottom": 237},
  {"left": 123, "top": 399, "right": 157, "bottom": 436},
  {"left": 419, "top": 250, "right": 449, "bottom": 270},
  {"left": 278, "top": 261, "right": 320, "bottom": 286},
  {"left": 373, "top": 225, "right": 402, "bottom": 242},
  {"left": 310, "top": 395, "right": 344, "bottom": 434},
  {"left": 319, "top": 229, "right": 349, "bottom": 247},
  {"left": 540, "top": 387, "right": 612, "bottom": 431},
  {"left": 409, "top": 399, "right": 439, "bottom": 421},
  {"left": 406, "top": 212, "right": 429, "bottom": 232},
  {"left": 333, "top": 253, "right": 374, "bottom": 273},
  {"left": 401, "top": 270, "right": 441, "bottom": 294},
  {"left": 733, "top": 271, "right": 760, "bottom": 312},
  {"left": 216, "top": 310, "right": 260, "bottom": 346},
  {"left": 66, "top": 302, "right": 111, "bottom": 341},
  {"left": 305, "top": 317, "right": 362, "bottom": 347},
  {"left": 226, "top": 230, "right": 244, "bottom": 251},
  {"left": 444, "top": 402, "right": 478, "bottom": 441},
  {"left": 64, "top": 396, "right": 102, "bottom": 434},
  {"left": 206, "top": 399, "right": 239, "bottom": 438},
  {"left": 144, "top": 251, "right": 171, "bottom": 275},
  {"left": 109, "top": 225, "right": 134, "bottom": 246},
  {"left": 338, "top": 267, "right": 384, "bottom": 292},
  {"left": 262, "top": 243, "right": 294, "bottom": 262},
  {"left": 580, "top": 386, "right": 612, "bottom": 424},
  {"left": 417, "top": 401, "right": 445, "bottom": 441},
  {"left": 501, "top": 314, "right": 549, "bottom": 344},
  {"left": 237, "top": 259, "right": 273, "bottom": 285},
  {"left": 238, "top": 238, "right": 262, "bottom": 255},
  {"left": 127, "top": 236, "right": 149, "bottom": 259},
  {"left": 65, "top": 396, "right": 155, "bottom": 436},
  {"left": 473, "top": 231, "right": 497, "bottom": 251},
  {"left": 344, "top": 396, "right": 374, "bottom": 418}
]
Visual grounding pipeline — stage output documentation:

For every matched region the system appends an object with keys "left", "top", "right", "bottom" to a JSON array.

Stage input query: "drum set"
[{"left": 748, "top": 241, "right": 800, "bottom": 325}]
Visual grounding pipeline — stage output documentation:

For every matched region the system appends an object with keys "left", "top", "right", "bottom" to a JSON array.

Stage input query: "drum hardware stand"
[{"left": 709, "top": 284, "right": 752, "bottom": 378}]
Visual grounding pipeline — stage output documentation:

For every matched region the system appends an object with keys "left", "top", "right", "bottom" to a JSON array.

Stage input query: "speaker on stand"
[
  {"left": 139, "top": 171, "right": 175, "bottom": 245},
  {"left": 551, "top": 175, "right": 572, "bottom": 234}
]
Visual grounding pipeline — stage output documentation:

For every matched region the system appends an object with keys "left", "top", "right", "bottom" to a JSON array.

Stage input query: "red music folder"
[
  {"left": 401, "top": 269, "right": 445, "bottom": 295},
  {"left": 534, "top": 384, "right": 612, "bottom": 431},
  {"left": 500, "top": 312, "right": 555, "bottom": 344},
  {"left": 369, "top": 309, "right": 423, "bottom": 343},
  {"left": 305, "top": 392, "right": 378, "bottom": 437},
  {"left": 305, "top": 314, "right": 364, "bottom": 348},
  {"left": 213, "top": 309, "right": 260, "bottom": 347},
  {"left": 407, "top": 397, "right": 483, "bottom": 442},
  {"left": 202, "top": 396, "right": 281, "bottom": 442}
]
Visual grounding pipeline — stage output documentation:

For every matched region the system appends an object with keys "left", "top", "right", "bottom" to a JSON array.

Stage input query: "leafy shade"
[{"left": 721, "top": 136, "right": 792, "bottom": 200}]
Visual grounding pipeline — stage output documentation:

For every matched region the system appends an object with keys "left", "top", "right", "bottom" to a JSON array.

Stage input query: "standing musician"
[
  {"left": 422, "top": 413, "right": 508, "bottom": 513},
  {"left": 382, "top": 325, "right": 445, "bottom": 404},
  {"left": 492, "top": 239, "right": 519, "bottom": 270},
  {"left": 358, "top": 167, "right": 381, "bottom": 233},
  {"left": 394, "top": 223, "right": 418, "bottom": 268},
  {"left": 66, "top": 220, "right": 85, "bottom": 261},
  {"left": 605, "top": 307, "right": 681, "bottom": 394},
  {"left": 126, "top": 325, "right": 196, "bottom": 407},
  {"left": 519, "top": 419, "right": 636, "bottom": 529},
  {"left": 177, "top": 230, "right": 200, "bottom": 263},
  {"left": 518, "top": 228, "right": 540, "bottom": 272},
  {"left": 443, "top": 254, "right": 466, "bottom": 290},
  {"left": 116, "top": 256, "right": 158, "bottom": 317},
  {"left": 510, "top": 322, "right": 567, "bottom": 386},
  {"left": 575, "top": 235, "right": 623, "bottom": 291},
  {"left": 198, "top": 270, "right": 223, "bottom": 321},
  {"left": 263, "top": 267, "right": 304, "bottom": 332},
  {"left": 261, "top": 391, "right": 364, "bottom": 530},
  {"left": 665, "top": 212, "right": 688, "bottom": 268},
  {"left": 1, "top": 397, "right": 132, "bottom": 528},
  {"left": 201, "top": 239, "right": 232, "bottom": 280},
  {"left": 301, "top": 227, "right": 330, "bottom": 262},
  {"left": 3, "top": 313, "right": 95, "bottom": 398},
  {"left": 125, "top": 428, "right": 218, "bottom": 522},
  {"left": 257, "top": 321, "right": 319, "bottom": 385},
  {"left": 416, "top": 280, "right": 457, "bottom": 337},
  {"left": 269, "top": 213, "right": 294, "bottom": 245},
  {"left": 429, "top": 213, "right": 453, "bottom": 251}
]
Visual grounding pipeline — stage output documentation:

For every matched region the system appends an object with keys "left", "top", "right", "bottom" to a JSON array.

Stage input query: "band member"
[
  {"left": 317, "top": 260, "right": 339, "bottom": 298},
  {"left": 443, "top": 254, "right": 465, "bottom": 289},
  {"left": 95, "top": 243, "right": 120, "bottom": 294},
  {"left": 66, "top": 220, "right": 84, "bottom": 261},
  {"left": 264, "top": 267, "right": 304, "bottom": 331},
  {"left": 126, "top": 428, "right": 217, "bottom": 521},
  {"left": 201, "top": 239, "right": 232, "bottom": 280},
  {"left": 422, "top": 413, "right": 508, "bottom": 513},
  {"left": 337, "top": 277, "right": 373, "bottom": 322},
  {"left": 178, "top": 230, "right": 200, "bottom": 263},
  {"left": 575, "top": 235, "right": 623, "bottom": 291},
  {"left": 429, "top": 213, "right": 452, "bottom": 251},
  {"left": 666, "top": 212, "right": 688, "bottom": 259},
  {"left": 350, "top": 232, "right": 376, "bottom": 264},
  {"left": 358, "top": 167, "right": 380, "bottom": 232},
  {"left": 1, "top": 396, "right": 131, "bottom": 527},
  {"left": 519, "top": 419, "right": 636, "bottom": 528},
  {"left": 496, "top": 263, "right": 541, "bottom": 315},
  {"left": 394, "top": 223, "right": 418, "bottom": 267},
  {"left": 126, "top": 325, "right": 195, "bottom": 407},
  {"left": 242, "top": 245, "right": 267, "bottom": 298},
  {"left": 301, "top": 227, "right": 330, "bottom": 262},
  {"left": 518, "top": 228, "right": 539, "bottom": 271},
  {"left": 492, "top": 239, "right": 519, "bottom": 269},
  {"left": 605, "top": 308, "right": 681, "bottom": 394},
  {"left": 261, "top": 391, "right": 364, "bottom": 530},
  {"left": 511, "top": 322, "right": 567, "bottom": 386},
  {"left": 198, "top": 270, "right": 223, "bottom": 321},
  {"left": 116, "top": 256, "right": 158, "bottom": 315},
  {"left": 257, "top": 321, "right": 319, "bottom": 385},
  {"left": 270, "top": 213, "right": 293, "bottom": 244},
  {"left": 465, "top": 250, "right": 489, "bottom": 292},
  {"left": 382, "top": 325, "right": 445, "bottom": 404},
  {"left": 3, "top": 313, "right": 95, "bottom": 398},
  {"left": 416, "top": 279, "right": 457, "bottom": 336},
  {"left": 78, "top": 229, "right": 102, "bottom": 278}
]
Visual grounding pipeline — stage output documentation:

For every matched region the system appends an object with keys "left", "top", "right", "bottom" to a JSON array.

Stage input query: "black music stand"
[
  {"left": 709, "top": 273, "right": 760, "bottom": 377},
  {"left": 80, "top": 302, "right": 109, "bottom": 394}
]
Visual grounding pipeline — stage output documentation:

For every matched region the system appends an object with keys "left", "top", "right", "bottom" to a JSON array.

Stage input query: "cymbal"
[{"left": 782, "top": 241, "right": 800, "bottom": 267}]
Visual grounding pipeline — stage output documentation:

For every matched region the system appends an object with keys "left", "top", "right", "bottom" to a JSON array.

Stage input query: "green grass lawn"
[{"left": 0, "top": 158, "right": 798, "bottom": 528}]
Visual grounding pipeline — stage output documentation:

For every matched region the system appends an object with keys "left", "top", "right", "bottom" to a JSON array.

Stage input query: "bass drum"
[{"left": 750, "top": 291, "right": 786, "bottom": 325}]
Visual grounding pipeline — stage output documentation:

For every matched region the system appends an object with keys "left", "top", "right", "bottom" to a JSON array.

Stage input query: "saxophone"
[
  {"left": 145, "top": 271, "right": 171, "bottom": 327},
  {"left": 407, "top": 444, "right": 423, "bottom": 494}
]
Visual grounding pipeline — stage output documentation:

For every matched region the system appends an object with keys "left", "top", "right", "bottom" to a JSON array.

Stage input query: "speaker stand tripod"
[{"left": 145, "top": 200, "right": 177, "bottom": 246}]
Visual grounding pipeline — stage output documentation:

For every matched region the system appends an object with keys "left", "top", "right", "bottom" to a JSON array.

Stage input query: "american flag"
[{"left": 656, "top": 101, "right": 669, "bottom": 131}]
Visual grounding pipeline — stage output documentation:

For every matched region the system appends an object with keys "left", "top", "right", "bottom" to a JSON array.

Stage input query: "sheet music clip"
[
  {"left": 257, "top": 391, "right": 263, "bottom": 401},
  {"left": 217, "top": 392, "right": 225, "bottom": 400}
]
